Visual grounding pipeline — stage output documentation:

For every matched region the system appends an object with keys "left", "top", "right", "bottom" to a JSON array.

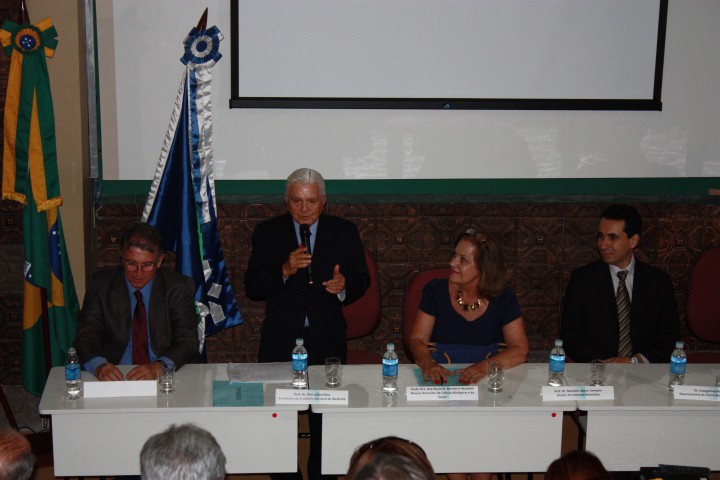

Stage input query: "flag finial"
[
  {"left": 20, "top": 0, "right": 30, "bottom": 24},
  {"left": 196, "top": 8, "right": 208, "bottom": 30}
]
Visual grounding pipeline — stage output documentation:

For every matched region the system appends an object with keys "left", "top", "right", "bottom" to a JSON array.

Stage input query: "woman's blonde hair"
[{"left": 456, "top": 229, "right": 507, "bottom": 298}]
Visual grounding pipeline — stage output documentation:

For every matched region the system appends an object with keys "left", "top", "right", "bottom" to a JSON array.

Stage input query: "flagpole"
[
  {"left": 18, "top": 0, "right": 53, "bottom": 378},
  {"left": 20, "top": 0, "right": 29, "bottom": 24}
]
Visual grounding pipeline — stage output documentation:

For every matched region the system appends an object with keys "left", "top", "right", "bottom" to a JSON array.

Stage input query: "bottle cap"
[
  {"left": 68, "top": 347, "right": 76, "bottom": 354},
  {"left": 295, "top": 338, "right": 304, "bottom": 346},
  {"left": 555, "top": 339, "right": 563, "bottom": 347},
  {"left": 675, "top": 341, "right": 684, "bottom": 348},
  {"left": 387, "top": 343, "right": 395, "bottom": 351}
]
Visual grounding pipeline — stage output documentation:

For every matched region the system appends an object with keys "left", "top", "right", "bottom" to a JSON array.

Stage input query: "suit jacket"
[
  {"left": 75, "top": 267, "right": 199, "bottom": 368},
  {"left": 560, "top": 258, "right": 680, "bottom": 363},
  {"left": 244, "top": 213, "right": 370, "bottom": 364}
]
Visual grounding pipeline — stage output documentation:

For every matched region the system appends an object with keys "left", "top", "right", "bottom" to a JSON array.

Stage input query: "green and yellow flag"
[{"left": 1, "top": 18, "right": 79, "bottom": 395}]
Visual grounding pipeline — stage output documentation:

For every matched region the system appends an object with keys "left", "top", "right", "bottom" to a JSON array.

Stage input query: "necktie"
[
  {"left": 132, "top": 290, "right": 150, "bottom": 364},
  {"left": 616, "top": 270, "right": 632, "bottom": 357}
]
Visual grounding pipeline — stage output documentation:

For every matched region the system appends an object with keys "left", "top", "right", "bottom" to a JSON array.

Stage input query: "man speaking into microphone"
[{"left": 245, "top": 167, "right": 369, "bottom": 480}]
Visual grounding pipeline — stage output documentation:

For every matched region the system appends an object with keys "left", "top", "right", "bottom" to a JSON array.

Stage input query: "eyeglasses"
[{"left": 123, "top": 260, "right": 158, "bottom": 272}]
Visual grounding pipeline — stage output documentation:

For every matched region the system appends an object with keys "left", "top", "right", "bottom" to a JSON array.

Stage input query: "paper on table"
[
  {"left": 413, "top": 367, "right": 464, "bottom": 386},
  {"left": 227, "top": 362, "right": 291, "bottom": 384},
  {"left": 84, "top": 380, "right": 157, "bottom": 398}
]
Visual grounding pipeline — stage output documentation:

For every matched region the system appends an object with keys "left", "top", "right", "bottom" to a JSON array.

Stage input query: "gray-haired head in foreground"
[
  {"left": 0, "top": 429, "right": 35, "bottom": 480},
  {"left": 351, "top": 453, "right": 435, "bottom": 480},
  {"left": 285, "top": 168, "right": 326, "bottom": 196},
  {"left": 140, "top": 424, "right": 226, "bottom": 480}
]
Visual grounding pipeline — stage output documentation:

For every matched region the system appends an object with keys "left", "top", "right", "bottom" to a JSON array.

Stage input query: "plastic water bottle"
[
  {"left": 547, "top": 339, "right": 566, "bottom": 387},
  {"left": 291, "top": 338, "right": 308, "bottom": 389},
  {"left": 382, "top": 342, "right": 399, "bottom": 395},
  {"left": 65, "top": 347, "right": 82, "bottom": 399},
  {"left": 667, "top": 341, "right": 687, "bottom": 391}
]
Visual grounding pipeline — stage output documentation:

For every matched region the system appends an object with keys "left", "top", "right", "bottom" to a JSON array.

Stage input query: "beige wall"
[{"left": 28, "top": 0, "right": 89, "bottom": 300}]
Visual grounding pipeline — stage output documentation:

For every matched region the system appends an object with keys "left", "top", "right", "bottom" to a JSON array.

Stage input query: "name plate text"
[
  {"left": 407, "top": 386, "right": 478, "bottom": 401},
  {"left": 542, "top": 386, "right": 614, "bottom": 401}
]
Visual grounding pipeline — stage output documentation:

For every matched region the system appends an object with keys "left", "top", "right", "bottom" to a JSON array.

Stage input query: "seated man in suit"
[
  {"left": 560, "top": 204, "right": 680, "bottom": 364},
  {"left": 75, "top": 222, "right": 199, "bottom": 380},
  {"left": 245, "top": 167, "right": 370, "bottom": 479}
]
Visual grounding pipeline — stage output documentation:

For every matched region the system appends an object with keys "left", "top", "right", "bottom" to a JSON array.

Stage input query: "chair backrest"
[
  {"left": 344, "top": 250, "right": 381, "bottom": 340},
  {"left": 686, "top": 248, "right": 720, "bottom": 343},
  {"left": 402, "top": 267, "right": 450, "bottom": 362}
]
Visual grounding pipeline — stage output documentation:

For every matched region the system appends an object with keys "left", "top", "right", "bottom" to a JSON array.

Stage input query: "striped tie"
[{"left": 616, "top": 270, "right": 632, "bottom": 357}]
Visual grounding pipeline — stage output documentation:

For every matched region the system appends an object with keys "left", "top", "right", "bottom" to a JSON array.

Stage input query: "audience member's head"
[
  {"left": 351, "top": 453, "right": 435, "bottom": 480},
  {"left": 0, "top": 429, "right": 35, "bottom": 480},
  {"left": 546, "top": 450, "right": 611, "bottom": 480},
  {"left": 140, "top": 423, "right": 226, "bottom": 480},
  {"left": 347, "top": 436, "right": 433, "bottom": 479}
]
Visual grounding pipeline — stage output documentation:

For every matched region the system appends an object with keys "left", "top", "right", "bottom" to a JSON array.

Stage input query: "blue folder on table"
[
  {"left": 413, "top": 367, "right": 465, "bottom": 386},
  {"left": 212, "top": 381, "right": 264, "bottom": 407}
]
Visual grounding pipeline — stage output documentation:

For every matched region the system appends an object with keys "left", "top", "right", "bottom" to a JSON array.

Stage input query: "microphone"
[{"left": 299, "top": 224, "right": 314, "bottom": 285}]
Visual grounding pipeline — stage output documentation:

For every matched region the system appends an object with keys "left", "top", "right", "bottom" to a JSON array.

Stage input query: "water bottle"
[
  {"left": 291, "top": 338, "right": 308, "bottom": 389},
  {"left": 547, "top": 339, "right": 566, "bottom": 387},
  {"left": 65, "top": 347, "right": 82, "bottom": 399},
  {"left": 382, "top": 343, "right": 399, "bottom": 395},
  {"left": 667, "top": 341, "right": 687, "bottom": 391}
]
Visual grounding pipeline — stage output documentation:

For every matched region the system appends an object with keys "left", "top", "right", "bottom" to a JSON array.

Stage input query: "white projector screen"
[{"left": 231, "top": 0, "right": 666, "bottom": 110}]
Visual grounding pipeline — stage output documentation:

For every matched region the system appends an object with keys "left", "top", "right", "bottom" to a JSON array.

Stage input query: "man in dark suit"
[
  {"left": 75, "top": 222, "right": 199, "bottom": 381},
  {"left": 245, "top": 167, "right": 370, "bottom": 480},
  {"left": 560, "top": 204, "right": 679, "bottom": 364}
]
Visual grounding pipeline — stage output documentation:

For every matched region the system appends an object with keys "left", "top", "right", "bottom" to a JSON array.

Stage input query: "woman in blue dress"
[
  {"left": 409, "top": 229, "right": 529, "bottom": 386},
  {"left": 408, "top": 229, "right": 529, "bottom": 480}
]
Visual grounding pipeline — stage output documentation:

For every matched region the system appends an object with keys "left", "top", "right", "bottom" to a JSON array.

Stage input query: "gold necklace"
[{"left": 456, "top": 290, "right": 482, "bottom": 311}]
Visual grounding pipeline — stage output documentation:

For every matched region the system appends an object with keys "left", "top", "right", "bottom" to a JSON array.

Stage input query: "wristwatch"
[{"left": 630, "top": 356, "right": 638, "bottom": 364}]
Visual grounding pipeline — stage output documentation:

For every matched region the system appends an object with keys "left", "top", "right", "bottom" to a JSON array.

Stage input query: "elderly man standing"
[
  {"left": 560, "top": 204, "right": 680, "bottom": 364},
  {"left": 245, "top": 167, "right": 370, "bottom": 479},
  {"left": 75, "top": 222, "right": 199, "bottom": 381}
]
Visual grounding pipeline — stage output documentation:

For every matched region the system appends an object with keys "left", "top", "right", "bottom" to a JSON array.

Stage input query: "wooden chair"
[
  {"left": 402, "top": 267, "right": 450, "bottom": 363},
  {"left": 686, "top": 248, "right": 720, "bottom": 362}
]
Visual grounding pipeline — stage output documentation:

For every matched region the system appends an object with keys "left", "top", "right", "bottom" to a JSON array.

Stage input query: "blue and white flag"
[{"left": 142, "top": 21, "right": 241, "bottom": 353}]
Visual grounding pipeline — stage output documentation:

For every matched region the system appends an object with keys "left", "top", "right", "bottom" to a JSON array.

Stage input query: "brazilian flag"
[{"left": 1, "top": 18, "right": 79, "bottom": 395}]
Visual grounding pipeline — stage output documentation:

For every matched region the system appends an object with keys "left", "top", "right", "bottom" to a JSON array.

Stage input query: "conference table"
[
  {"left": 309, "top": 363, "right": 575, "bottom": 475},
  {"left": 563, "top": 363, "right": 720, "bottom": 471},
  {"left": 39, "top": 364, "right": 305, "bottom": 477},
  {"left": 39, "top": 362, "right": 720, "bottom": 476}
]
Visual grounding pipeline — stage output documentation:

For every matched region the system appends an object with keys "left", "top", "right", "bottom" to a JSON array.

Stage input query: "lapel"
[
  {"left": 593, "top": 261, "right": 620, "bottom": 327},
  {"left": 630, "top": 258, "right": 646, "bottom": 311},
  {"left": 110, "top": 267, "right": 133, "bottom": 341},
  {"left": 149, "top": 269, "right": 166, "bottom": 327},
  {"left": 313, "top": 214, "right": 327, "bottom": 256},
  {"left": 597, "top": 261, "right": 616, "bottom": 305}
]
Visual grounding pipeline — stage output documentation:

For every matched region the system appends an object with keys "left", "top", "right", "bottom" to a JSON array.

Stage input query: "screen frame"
[{"left": 229, "top": 0, "right": 667, "bottom": 111}]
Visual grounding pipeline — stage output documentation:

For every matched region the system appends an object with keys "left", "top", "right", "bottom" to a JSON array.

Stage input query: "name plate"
[
  {"left": 673, "top": 385, "right": 720, "bottom": 401},
  {"left": 275, "top": 389, "right": 349, "bottom": 405},
  {"left": 542, "top": 386, "right": 614, "bottom": 401},
  {"left": 84, "top": 380, "right": 157, "bottom": 398},
  {"left": 407, "top": 386, "right": 478, "bottom": 401}
]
